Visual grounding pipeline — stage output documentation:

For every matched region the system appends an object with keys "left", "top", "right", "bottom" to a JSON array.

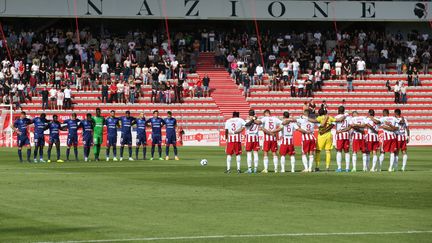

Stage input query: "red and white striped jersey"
[
  {"left": 281, "top": 122, "right": 299, "bottom": 145},
  {"left": 335, "top": 114, "right": 351, "bottom": 140},
  {"left": 350, "top": 116, "right": 366, "bottom": 140},
  {"left": 378, "top": 116, "right": 397, "bottom": 141},
  {"left": 245, "top": 118, "right": 260, "bottom": 142},
  {"left": 365, "top": 117, "right": 379, "bottom": 142},
  {"left": 225, "top": 117, "right": 246, "bottom": 143},
  {"left": 296, "top": 116, "right": 315, "bottom": 141},
  {"left": 395, "top": 117, "right": 409, "bottom": 141},
  {"left": 260, "top": 116, "right": 282, "bottom": 141}
]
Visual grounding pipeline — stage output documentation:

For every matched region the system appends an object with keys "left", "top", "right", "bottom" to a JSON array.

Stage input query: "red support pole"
[
  {"left": 249, "top": 0, "right": 266, "bottom": 72},
  {"left": 0, "top": 21, "right": 13, "bottom": 62}
]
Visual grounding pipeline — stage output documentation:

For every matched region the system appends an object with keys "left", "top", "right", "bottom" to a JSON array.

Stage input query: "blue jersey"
[
  {"left": 146, "top": 117, "right": 165, "bottom": 136},
  {"left": 136, "top": 118, "right": 147, "bottom": 137},
  {"left": 47, "top": 121, "right": 62, "bottom": 140},
  {"left": 80, "top": 119, "right": 94, "bottom": 139},
  {"left": 63, "top": 119, "right": 80, "bottom": 138},
  {"left": 32, "top": 117, "right": 48, "bottom": 137},
  {"left": 164, "top": 117, "right": 177, "bottom": 136},
  {"left": 14, "top": 118, "right": 31, "bottom": 139},
  {"left": 105, "top": 117, "right": 120, "bottom": 137},
  {"left": 120, "top": 116, "right": 136, "bottom": 136}
]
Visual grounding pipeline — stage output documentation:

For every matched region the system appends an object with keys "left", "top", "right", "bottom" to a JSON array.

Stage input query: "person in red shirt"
[
  {"left": 29, "top": 74, "right": 37, "bottom": 97},
  {"left": 195, "top": 79, "right": 202, "bottom": 98},
  {"left": 109, "top": 81, "right": 118, "bottom": 103}
]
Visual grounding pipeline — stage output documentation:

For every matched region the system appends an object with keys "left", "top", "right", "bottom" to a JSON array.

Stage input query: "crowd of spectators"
[{"left": 0, "top": 25, "right": 212, "bottom": 110}]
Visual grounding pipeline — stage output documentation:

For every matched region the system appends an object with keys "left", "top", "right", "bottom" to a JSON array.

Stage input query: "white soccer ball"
[{"left": 200, "top": 159, "right": 208, "bottom": 166}]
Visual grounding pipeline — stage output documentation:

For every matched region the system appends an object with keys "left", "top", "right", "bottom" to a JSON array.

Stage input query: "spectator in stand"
[
  {"left": 322, "top": 60, "right": 331, "bottom": 80},
  {"left": 117, "top": 80, "right": 125, "bottom": 103},
  {"left": 421, "top": 50, "right": 430, "bottom": 74},
  {"left": 49, "top": 86, "right": 57, "bottom": 110},
  {"left": 320, "top": 100, "right": 328, "bottom": 113},
  {"left": 247, "top": 63, "right": 255, "bottom": 86},
  {"left": 347, "top": 73, "right": 354, "bottom": 92},
  {"left": 413, "top": 67, "right": 420, "bottom": 86},
  {"left": 101, "top": 81, "right": 109, "bottom": 104},
  {"left": 195, "top": 78, "right": 203, "bottom": 98},
  {"left": 378, "top": 53, "right": 387, "bottom": 75},
  {"left": 40, "top": 87, "right": 49, "bottom": 110},
  {"left": 101, "top": 61, "right": 110, "bottom": 79},
  {"left": 124, "top": 80, "right": 131, "bottom": 104},
  {"left": 400, "top": 82, "right": 408, "bottom": 104},
  {"left": 64, "top": 85, "right": 72, "bottom": 109},
  {"left": 255, "top": 64, "right": 264, "bottom": 85},
  {"left": 12, "top": 93, "right": 21, "bottom": 111},
  {"left": 54, "top": 68, "right": 62, "bottom": 89},
  {"left": 202, "top": 74, "right": 210, "bottom": 97},
  {"left": 297, "top": 78, "right": 305, "bottom": 97},
  {"left": 292, "top": 59, "right": 300, "bottom": 81},
  {"left": 109, "top": 81, "right": 118, "bottom": 103},
  {"left": 335, "top": 59, "right": 342, "bottom": 78},
  {"left": 29, "top": 74, "right": 37, "bottom": 97},
  {"left": 17, "top": 81, "right": 26, "bottom": 103},
  {"left": 308, "top": 99, "right": 317, "bottom": 118},
  {"left": 386, "top": 80, "right": 391, "bottom": 92},
  {"left": 396, "top": 56, "right": 403, "bottom": 75},
  {"left": 394, "top": 81, "right": 401, "bottom": 104},
  {"left": 242, "top": 73, "right": 251, "bottom": 98},
  {"left": 356, "top": 58, "right": 366, "bottom": 80},
  {"left": 57, "top": 89, "right": 64, "bottom": 111}
]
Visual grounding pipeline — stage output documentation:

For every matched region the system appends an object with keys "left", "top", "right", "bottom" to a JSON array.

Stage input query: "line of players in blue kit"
[{"left": 13, "top": 110, "right": 179, "bottom": 163}]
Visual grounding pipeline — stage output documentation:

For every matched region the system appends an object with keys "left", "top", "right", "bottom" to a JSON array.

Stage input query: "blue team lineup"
[{"left": 13, "top": 109, "right": 179, "bottom": 163}]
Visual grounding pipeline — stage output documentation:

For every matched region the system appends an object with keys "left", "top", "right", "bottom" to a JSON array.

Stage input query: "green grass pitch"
[{"left": 0, "top": 146, "right": 431, "bottom": 243}]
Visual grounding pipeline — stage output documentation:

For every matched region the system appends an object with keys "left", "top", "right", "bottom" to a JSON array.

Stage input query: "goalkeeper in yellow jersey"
[{"left": 312, "top": 108, "right": 346, "bottom": 171}]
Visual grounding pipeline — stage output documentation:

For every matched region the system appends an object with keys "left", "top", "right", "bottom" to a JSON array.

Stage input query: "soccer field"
[{"left": 0, "top": 146, "right": 431, "bottom": 243}]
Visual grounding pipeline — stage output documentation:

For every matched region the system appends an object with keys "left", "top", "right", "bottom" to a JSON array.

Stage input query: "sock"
[
  {"left": 253, "top": 151, "right": 259, "bottom": 168},
  {"left": 40, "top": 147, "right": 44, "bottom": 160},
  {"left": 263, "top": 156, "right": 269, "bottom": 170},
  {"left": 302, "top": 154, "right": 308, "bottom": 169},
  {"left": 336, "top": 152, "right": 342, "bottom": 170},
  {"left": 352, "top": 153, "right": 357, "bottom": 170},
  {"left": 143, "top": 146, "right": 147, "bottom": 159},
  {"left": 113, "top": 146, "right": 117, "bottom": 157},
  {"left": 173, "top": 146, "right": 178, "bottom": 156},
  {"left": 308, "top": 155, "right": 314, "bottom": 170},
  {"left": 158, "top": 145, "right": 162, "bottom": 157},
  {"left": 325, "top": 150, "right": 331, "bottom": 169},
  {"left": 151, "top": 145, "right": 155, "bottom": 157},
  {"left": 246, "top": 152, "right": 252, "bottom": 168},
  {"left": 48, "top": 147, "right": 52, "bottom": 160},
  {"left": 362, "top": 153, "right": 367, "bottom": 170},
  {"left": 34, "top": 146, "right": 39, "bottom": 160},
  {"left": 120, "top": 146, "right": 124, "bottom": 158},
  {"left": 273, "top": 156, "right": 278, "bottom": 171},
  {"left": 226, "top": 155, "right": 232, "bottom": 170},
  {"left": 128, "top": 147, "right": 132, "bottom": 158},
  {"left": 315, "top": 150, "right": 321, "bottom": 168},
  {"left": 280, "top": 156, "right": 285, "bottom": 172},
  {"left": 165, "top": 145, "right": 170, "bottom": 156},
  {"left": 345, "top": 153, "right": 350, "bottom": 170},
  {"left": 27, "top": 149, "right": 31, "bottom": 161},
  {"left": 402, "top": 154, "right": 407, "bottom": 170},
  {"left": 74, "top": 147, "right": 78, "bottom": 160},
  {"left": 366, "top": 154, "right": 370, "bottom": 168},
  {"left": 66, "top": 148, "right": 70, "bottom": 160},
  {"left": 379, "top": 153, "right": 384, "bottom": 169},
  {"left": 372, "top": 154, "right": 378, "bottom": 170},
  {"left": 56, "top": 146, "right": 60, "bottom": 160},
  {"left": 135, "top": 147, "right": 139, "bottom": 158},
  {"left": 389, "top": 153, "right": 395, "bottom": 170},
  {"left": 290, "top": 155, "right": 295, "bottom": 172},
  {"left": 394, "top": 155, "right": 399, "bottom": 169},
  {"left": 18, "top": 149, "right": 23, "bottom": 161},
  {"left": 107, "top": 146, "right": 111, "bottom": 157},
  {"left": 236, "top": 155, "right": 241, "bottom": 170},
  {"left": 83, "top": 147, "right": 88, "bottom": 159},
  {"left": 93, "top": 145, "right": 98, "bottom": 159}
]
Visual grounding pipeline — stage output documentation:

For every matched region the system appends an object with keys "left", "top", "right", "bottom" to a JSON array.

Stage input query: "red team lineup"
[{"left": 224, "top": 107, "right": 409, "bottom": 174}]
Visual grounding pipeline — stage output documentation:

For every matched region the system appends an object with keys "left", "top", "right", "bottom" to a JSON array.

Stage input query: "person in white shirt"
[
  {"left": 394, "top": 81, "right": 401, "bottom": 104},
  {"left": 224, "top": 112, "right": 246, "bottom": 173},
  {"left": 297, "top": 79, "right": 305, "bottom": 97},
  {"left": 255, "top": 64, "right": 264, "bottom": 85},
  {"left": 57, "top": 89, "right": 64, "bottom": 110},
  {"left": 49, "top": 87, "right": 57, "bottom": 110},
  {"left": 64, "top": 86, "right": 72, "bottom": 109},
  {"left": 364, "top": 109, "right": 380, "bottom": 172},
  {"left": 296, "top": 110, "right": 316, "bottom": 172},
  {"left": 335, "top": 59, "right": 342, "bottom": 77},
  {"left": 117, "top": 81, "right": 125, "bottom": 103},
  {"left": 101, "top": 62, "right": 109, "bottom": 78},
  {"left": 394, "top": 109, "right": 409, "bottom": 171},
  {"left": 369, "top": 109, "right": 398, "bottom": 172},
  {"left": 349, "top": 111, "right": 368, "bottom": 172},
  {"left": 356, "top": 58, "right": 366, "bottom": 80},
  {"left": 244, "top": 110, "right": 262, "bottom": 174},
  {"left": 334, "top": 106, "right": 352, "bottom": 172},
  {"left": 292, "top": 59, "right": 300, "bottom": 81},
  {"left": 273, "top": 111, "right": 309, "bottom": 172},
  {"left": 260, "top": 110, "right": 282, "bottom": 173}
]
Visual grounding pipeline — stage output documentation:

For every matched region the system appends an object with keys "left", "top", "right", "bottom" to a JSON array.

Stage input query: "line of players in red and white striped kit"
[{"left": 224, "top": 107, "right": 409, "bottom": 174}]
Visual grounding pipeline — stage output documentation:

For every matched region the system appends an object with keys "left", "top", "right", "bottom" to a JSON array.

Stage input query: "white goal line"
[{"left": 34, "top": 230, "right": 432, "bottom": 243}]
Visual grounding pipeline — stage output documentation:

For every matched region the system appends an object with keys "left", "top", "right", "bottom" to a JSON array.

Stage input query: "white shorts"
[
  {"left": 57, "top": 100, "right": 64, "bottom": 106},
  {"left": 336, "top": 68, "right": 341, "bottom": 76}
]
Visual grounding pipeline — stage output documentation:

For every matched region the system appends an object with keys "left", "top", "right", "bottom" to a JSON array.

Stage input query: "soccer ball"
[{"left": 200, "top": 159, "right": 208, "bottom": 166}]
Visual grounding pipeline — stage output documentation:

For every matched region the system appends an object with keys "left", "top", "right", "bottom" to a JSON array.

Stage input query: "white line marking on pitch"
[{"left": 33, "top": 230, "right": 432, "bottom": 243}]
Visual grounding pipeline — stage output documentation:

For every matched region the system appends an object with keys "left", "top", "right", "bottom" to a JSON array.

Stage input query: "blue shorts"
[
  {"left": 49, "top": 137, "right": 60, "bottom": 144},
  {"left": 120, "top": 134, "right": 132, "bottom": 146},
  {"left": 136, "top": 135, "right": 147, "bottom": 146},
  {"left": 18, "top": 137, "right": 30, "bottom": 147},
  {"left": 34, "top": 134, "right": 45, "bottom": 147},
  {"left": 83, "top": 137, "right": 93, "bottom": 147},
  {"left": 165, "top": 134, "right": 177, "bottom": 145},
  {"left": 67, "top": 136, "right": 78, "bottom": 146},
  {"left": 107, "top": 136, "right": 117, "bottom": 146},
  {"left": 152, "top": 135, "right": 162, "bottom": 145}
]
